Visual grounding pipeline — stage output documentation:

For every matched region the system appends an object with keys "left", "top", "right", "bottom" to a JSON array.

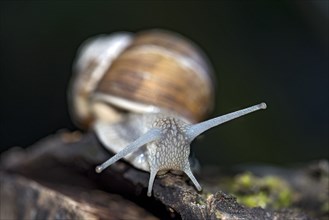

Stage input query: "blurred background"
[{"left": 0, "top": 1, "right": 328, "bottom": 167}]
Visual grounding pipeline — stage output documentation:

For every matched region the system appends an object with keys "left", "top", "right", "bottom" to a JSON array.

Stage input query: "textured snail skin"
[
  {"left": 147, "top": 116, "right": 201, "bottom": 196},
  {"left": 95, "top": 113, "right": 200, "bottom": 197},
  {"left": 94, "top": 113, "right": 190, "bottom": 173}
]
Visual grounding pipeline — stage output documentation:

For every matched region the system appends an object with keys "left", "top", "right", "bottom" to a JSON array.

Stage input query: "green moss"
[
  {"left": 195, "top": 197, "right": 207, "bottom": 206},
  {"left": 237, "top": 192, "right": 270, "bottom": 208},
  {"left": 230, "top": 172, "right": 293, "bottom": 209},
  {"left": 237, "top": 172, "right": 252, "bottom": 188}
]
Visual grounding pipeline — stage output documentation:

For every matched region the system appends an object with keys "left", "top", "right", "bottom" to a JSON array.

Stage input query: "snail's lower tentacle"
[
  {"left": 184, "top": 166, "right": 202, "bottom": 191},
  {"left": 147, "top": 168, "right": 158, "bottom": 197}
]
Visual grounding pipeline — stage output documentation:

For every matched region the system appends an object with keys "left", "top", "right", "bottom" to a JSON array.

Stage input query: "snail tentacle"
[
  {"left": 184, "top": 164, "right": 202, "bottom": 191},
  {"left": 95, "top": 128, "right": 161, "bottom": 173},
  {"left": 186, "top": 102, "right": 267, "bottom": 142},
  {"left": 147, "top": 167, "right": 159, "bottom": 197}
]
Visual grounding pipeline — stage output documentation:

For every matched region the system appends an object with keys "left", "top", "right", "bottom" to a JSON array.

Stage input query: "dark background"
[{"left": 0, "top": 1, "right": 328, "bottom": 167}]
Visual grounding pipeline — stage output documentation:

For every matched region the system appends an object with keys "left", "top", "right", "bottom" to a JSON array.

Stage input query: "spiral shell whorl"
[{"left": 69, "top": 33, "right": 133, "bottom": 128}]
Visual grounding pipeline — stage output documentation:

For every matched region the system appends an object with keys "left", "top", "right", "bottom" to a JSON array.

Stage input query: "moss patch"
[{"left": 230, "top": 172, "right": 293, "bottom": 209}]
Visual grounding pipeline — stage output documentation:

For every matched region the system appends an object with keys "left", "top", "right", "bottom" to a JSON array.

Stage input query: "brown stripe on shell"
[{"left": 130, "top": 30, "right": 212, "bottom": 76}]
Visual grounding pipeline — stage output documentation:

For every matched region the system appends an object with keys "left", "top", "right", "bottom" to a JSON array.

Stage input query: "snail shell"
[{"left": 69, "top": 29, "right": 216, "bottom": 129}]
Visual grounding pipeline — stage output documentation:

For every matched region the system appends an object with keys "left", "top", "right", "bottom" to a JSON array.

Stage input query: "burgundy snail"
[{"left": 68, "top": 29, "right": 267, "bottom": 197}]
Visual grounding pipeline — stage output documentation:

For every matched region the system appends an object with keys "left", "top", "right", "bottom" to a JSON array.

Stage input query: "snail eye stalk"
[{"left": 186, "top": 102, "right": 267, "bottom": 142}]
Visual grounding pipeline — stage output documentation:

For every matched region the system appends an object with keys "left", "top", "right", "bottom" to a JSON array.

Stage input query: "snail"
[{"left": 69, "top": 29, "right": 267, "bottom": 197}]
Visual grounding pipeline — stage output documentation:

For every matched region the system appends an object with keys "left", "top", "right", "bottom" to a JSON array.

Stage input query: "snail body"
[{"left": 69, "top": 29, "right": 267, "bottom": 197}]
